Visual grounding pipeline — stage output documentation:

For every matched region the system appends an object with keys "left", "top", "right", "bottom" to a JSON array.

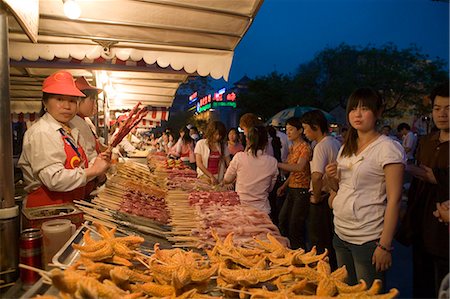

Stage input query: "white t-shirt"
[
  {"left": 402, "top": 131, "right": 417, "bottom": 160},
  {"left": 224, "top": 150, "right": 278, "bottom": 214},
  {"left": 333, "top": 135, "right": 406, "bottom": 244},
  {"left": 310, "top": 136, "right": 342, "bottom": 192},
  {"left": 194, "top": 139, "right": 229, "bottom": 181}
]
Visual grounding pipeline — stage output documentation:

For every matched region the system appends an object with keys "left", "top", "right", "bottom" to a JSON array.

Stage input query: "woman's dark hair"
[
  {"left": 80, "top": 89, "right": 98, "bottom": 100},
  {"left": 205, "top": 121, "right": 227, "bottom": 158},
  {"left": 267, "top": 126, "right": 282, "bottom": 162},
  {"left": 430, "top": 81, "right": 449, "bottom": 106},
  {"left": 286, "top": 117, "right": 302, "bottom": 130},
  {"left": 300, "top": 110, "right": 328, "bottom": 133},
  {"left": 341, "top": 87, "right": 383, "bottom": 157},
  {"left": 247, "top": 126, "right": 268, "bottom": 157},
  {"left": 39, "top": 92, "right": 53, "bottom": 116},
  {"left": 180, "top": 127, "right": 193, "bottom": 144}
]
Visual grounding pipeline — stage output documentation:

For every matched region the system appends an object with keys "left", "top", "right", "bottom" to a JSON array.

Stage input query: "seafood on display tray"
[{"left": 29, "top": 222, "right": 399, "bottom": 299}]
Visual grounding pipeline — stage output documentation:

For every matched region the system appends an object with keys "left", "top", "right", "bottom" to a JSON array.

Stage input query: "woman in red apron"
[{"left": 18, "top": 71, "right": 110, "bottom": 208}]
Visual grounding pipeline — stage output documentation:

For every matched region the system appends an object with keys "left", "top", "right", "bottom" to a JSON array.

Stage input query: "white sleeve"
[
  {"left": 26, "top": 131, "right": 87, "bottom": 192},
  {"left": 378, "top": 140, "right": 407, "bottom": 167},
  {"left": 310, "top": 143, "right": 328, "bottom": 174},
  {"left": 224, "top": 152, "right": 239, "bottom": 182},
  {"left": 268, "top": 159, "right": 279, "bottom": 192}
]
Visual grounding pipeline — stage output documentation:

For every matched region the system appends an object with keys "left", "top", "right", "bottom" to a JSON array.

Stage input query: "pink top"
[
  {"left": 228, "top": 142, "right": 244, "bottom": 156},
  {"left": 207, "top": 150, "right": 221, "bottom": 175},
  {"left": 224, "top": 150, "right": 278, "bottom": 214}
]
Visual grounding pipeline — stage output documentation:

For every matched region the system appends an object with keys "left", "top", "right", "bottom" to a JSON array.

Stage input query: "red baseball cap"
[
  {"left": 75, "top": 76, "right": 103, "bottom": 94},
  {"left": 42, "top": 71, "right": 85, "bottom": 97}
]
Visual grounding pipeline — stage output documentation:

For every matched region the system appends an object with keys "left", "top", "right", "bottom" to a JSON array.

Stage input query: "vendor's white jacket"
[
  {"left": 18, "top": 113, "right": 90, "bottom": 193},
  {"left": 71, "top": 115, "right": 98, "bottom": 163}
]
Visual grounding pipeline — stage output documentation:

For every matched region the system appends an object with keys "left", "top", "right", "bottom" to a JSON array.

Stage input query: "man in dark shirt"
[{"left": 400, "top": 82, "right": 449, "bottom": 298}]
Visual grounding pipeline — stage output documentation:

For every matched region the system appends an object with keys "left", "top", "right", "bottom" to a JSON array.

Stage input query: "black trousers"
[
  {"left": 268, "top": 177, "right": 285, "bottom": 226},
  {"left": 413, "top": 241, "right": 449, "bottom": 298},
  {"left": 308, "top": 195, "right": 337, "bottom": 270},
  {"left": 278, "top": 187, "right": 310, "bottom": 250}
]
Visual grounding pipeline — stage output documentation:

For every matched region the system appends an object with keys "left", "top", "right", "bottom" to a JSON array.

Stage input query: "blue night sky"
[{"left": 215, "top": 0, "right": 449, "bottom": 88}]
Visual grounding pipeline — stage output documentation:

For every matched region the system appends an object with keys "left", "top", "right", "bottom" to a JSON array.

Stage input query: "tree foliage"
[{"left": 238, "top": 43, "right": 448, "bottom": 120}]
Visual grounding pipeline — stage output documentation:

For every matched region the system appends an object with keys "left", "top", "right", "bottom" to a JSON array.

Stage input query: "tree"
[
  {"left": 293, "top": 43, "right": 448, "bottom": 117},
  {"left": 237, "top": 71, "right": 295, "bottom": 120},
  {"left": 237, "top": 43, "right": 448, "bottom": 120}
]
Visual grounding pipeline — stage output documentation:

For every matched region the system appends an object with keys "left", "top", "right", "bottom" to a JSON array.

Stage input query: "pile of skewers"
[{"left": 111, "top": 102, "right": 148, "bottom": 147}]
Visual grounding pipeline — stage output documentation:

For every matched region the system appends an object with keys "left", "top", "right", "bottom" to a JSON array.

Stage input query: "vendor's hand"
[
  {"left": 277, "top": 185, "right": 286, "bottom": 197},
  {"left": 372, "top": 246, "right": 392, "bottom": 272},
  {"left": 224, "top": 183, "right": 234, "bottom": 191},
  {"left": 210, "top": 176, "right": 219, "bottom": 185},
  {"left": 434, "top": 200, "right": 450, "bottom": 223},
  {"left": 93, "top": 156, "right": 110, "bottom": 174},
  {"left": 325, "top": 162, "right": 339, "bottom": 179},
  {"left": 98, "top": 150, "right": 112, "bottom": 162}
]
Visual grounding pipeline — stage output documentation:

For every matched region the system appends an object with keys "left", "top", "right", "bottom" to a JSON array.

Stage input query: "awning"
[{"left": 8, "top": 0, "right": 263, "bottom": 112}]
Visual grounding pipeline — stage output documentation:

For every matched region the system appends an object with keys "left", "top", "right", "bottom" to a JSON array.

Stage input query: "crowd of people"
[
  {"left": 15, "top": 69, "right": 449, "bottom": 298},
  {"left": 147, "top": 84, "right": 448, "bottom": 298}
]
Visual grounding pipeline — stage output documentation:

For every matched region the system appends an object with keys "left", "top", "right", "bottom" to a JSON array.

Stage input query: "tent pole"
[
  {"left": 0, "top": 6, "right": 20, "bottom": 286},
  {"left": 0, "top": 8, "right": 15, "bottom": 210}
]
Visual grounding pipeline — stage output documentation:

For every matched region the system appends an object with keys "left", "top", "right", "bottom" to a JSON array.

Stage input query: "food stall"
[
  {"left": 0, "top": 1, "right": 400, "bottom": 298},
  {"left": 0, "top": 0, "right": 264, "bottom": 293}
]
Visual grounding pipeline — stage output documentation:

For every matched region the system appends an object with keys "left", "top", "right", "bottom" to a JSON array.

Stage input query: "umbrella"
[{"left": 266, "top": 106, "right": 337, "bottom": 126}]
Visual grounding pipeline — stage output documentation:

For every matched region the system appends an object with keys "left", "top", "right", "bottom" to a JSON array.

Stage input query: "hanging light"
[{"left": 63, "top": 0, "right": 81, "bottom": 20}]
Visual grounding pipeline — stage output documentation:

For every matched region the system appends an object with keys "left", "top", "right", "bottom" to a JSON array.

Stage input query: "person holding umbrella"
[{"left": 18, "top": 71, "right": 110, "bottom": 208}]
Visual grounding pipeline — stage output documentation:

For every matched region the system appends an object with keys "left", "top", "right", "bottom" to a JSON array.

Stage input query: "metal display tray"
[
  {"left": 51, "top": 222, "right": 96, "bottom": 269},
  {"left": 20, "top": 225, "right": 89, "bottom": 299}
]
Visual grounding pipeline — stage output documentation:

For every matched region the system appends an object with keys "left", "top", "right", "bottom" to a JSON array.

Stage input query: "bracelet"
[{"left": 376, "top": 241, "right": 393, "bottom": 253}]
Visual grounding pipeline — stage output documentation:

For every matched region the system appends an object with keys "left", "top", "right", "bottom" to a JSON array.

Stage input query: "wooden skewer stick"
[
  {"left": 136, "top": 257, "right": 151, "bottom": 270},
  {"left": 216, "top": 286, "right": 252, "bottom": 296},
  {"left": 18, "top": 264, "right": 51, "bottom": 282}
]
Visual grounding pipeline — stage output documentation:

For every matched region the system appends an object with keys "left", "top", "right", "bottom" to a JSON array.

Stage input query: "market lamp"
[{"left": 63, "top": 0, "right": 81, "bottom": 20}]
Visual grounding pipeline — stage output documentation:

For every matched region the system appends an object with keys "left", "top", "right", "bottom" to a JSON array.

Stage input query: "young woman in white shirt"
[
  {"left": 194, "top": 121, "right": 230, "bottom": 184},
  {"left": 223, "top": 126, "right": 278, "bottom": 214},
  {"left": 325, "top": 87, "right": 405, "bottom": 287}
]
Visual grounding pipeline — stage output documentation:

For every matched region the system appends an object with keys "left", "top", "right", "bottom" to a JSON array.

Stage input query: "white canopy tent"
[{"left": 8, "top": 0, "right": 264, "bottom": 115}]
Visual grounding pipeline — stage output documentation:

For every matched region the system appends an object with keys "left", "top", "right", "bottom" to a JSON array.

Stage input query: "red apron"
[{"left": 26, "top": 131, "right": 89, "bottom": 208}]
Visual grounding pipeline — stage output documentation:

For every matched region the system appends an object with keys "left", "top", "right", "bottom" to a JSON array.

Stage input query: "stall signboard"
[
  {"left": 3, "top": 0, "right": 39, "bottom": 43},
  {"left": 192, "top": 88, "right": 237, "bottom": 113}
]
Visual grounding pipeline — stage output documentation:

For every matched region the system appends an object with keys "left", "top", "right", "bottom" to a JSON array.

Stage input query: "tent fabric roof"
[
  {"left": 8, "top": 0, "right": 263, "bottom": 114},
  {"left": 8, "top": 0, "right": 263, "bottom": 77}
]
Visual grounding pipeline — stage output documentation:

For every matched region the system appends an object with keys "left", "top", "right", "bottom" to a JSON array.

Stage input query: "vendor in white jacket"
[
  {"left": 18, "top": 71, "right": 110, "bottom": 208},
  {"left": 72, "top": 76, "right": 110, "bottom": 193}
]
